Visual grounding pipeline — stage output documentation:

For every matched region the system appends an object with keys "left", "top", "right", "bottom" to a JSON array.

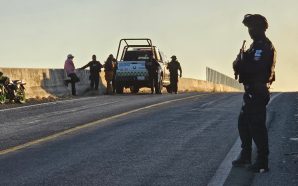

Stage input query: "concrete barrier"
[
  {"left": 178, "top": 78, "right": 240, "bottom": 92},
  {"left": 0, "top": 68, "right": 241, "bottom": 99}
]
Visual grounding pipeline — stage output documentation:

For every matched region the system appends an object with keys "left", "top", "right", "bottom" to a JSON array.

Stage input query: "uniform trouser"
[
  {"left": 90, "top": 74, "right": 99, "bottom": 90},
  {"left": 238, "top": 85, "right": 270, "bottom": 160},
  {"left": 170, "top": 75, "right": 178, "bottom": 93},
  {"left": 149, "top": 72, "right": 159, "bottom": 93}
]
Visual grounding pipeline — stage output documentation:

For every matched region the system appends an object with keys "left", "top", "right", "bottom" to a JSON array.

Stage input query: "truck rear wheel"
[
  {"left": 159, "top": 76, "right": 163, "bottom": 93},
  {"left": 116, "top": 84, "right": 124, "bottom": 94},
  {"left": 166, "top": 85, "right": 172, "bottom": 93},
  {"left": 130, "top": 86, "right": 139, "bottom": 94}
]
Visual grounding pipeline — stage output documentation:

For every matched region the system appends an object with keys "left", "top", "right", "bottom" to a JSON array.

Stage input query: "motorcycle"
[{"left": 0, "top": 78, "right": 26, "bottom": 104}]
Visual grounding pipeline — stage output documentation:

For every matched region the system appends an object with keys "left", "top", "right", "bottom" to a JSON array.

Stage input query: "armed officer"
[
  {"left": 80, "top": 55, "right": 103, "bottom": 90},
  {"left": 167, "top": 55, "right": 182, "bottom": 94},
  {"left": 232, "top": 14, "right": 276, "bottom": 173}
]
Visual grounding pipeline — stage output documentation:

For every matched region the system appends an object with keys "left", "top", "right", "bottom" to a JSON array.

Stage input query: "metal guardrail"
[{"left": 206, "top": 67, "right": 243, "bottom": 91}]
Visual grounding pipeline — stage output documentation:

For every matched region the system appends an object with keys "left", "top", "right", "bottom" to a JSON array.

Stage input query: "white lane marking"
[
  {"left": 0, "top": 96, "right": 103, "bottom": 112},
  {"left": 200, "top": 100, "right": 218, "bottom": 108},
  {"left": 190, "top": 95, "right": 233, "bottom": 111},
  {"left": 42, "top": 100, "right": 121, "bottom": 115},
  {"left": 207, "top": 93, "right": 283, "bottom": 186},
  {"left": 207, "top": 139, "right": 241, "bottom": 186},
  {"left": 289, "top": 138, "right": 298, "bottom": 141},
  {"left": 0, "top": 93, "right": 191, "bottom": 112},
  {"left": 190, "top": 100, "right": 217, "bottom": 111},
  {"left": 0, "top": 94, "right": 206, "bottom": 156},
  {"left": 0, "top": 101, "right": 121, "bottom": 126},
  {"left": 27, "top": 120, "right": 41, "bottom": 125}
]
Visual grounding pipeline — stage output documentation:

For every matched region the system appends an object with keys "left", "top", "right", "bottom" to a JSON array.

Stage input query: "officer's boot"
[
  {"left": 248, "top": 156, "right": 269, "bottom": 173},
  {"left": 232, "top": 149, "right": 251, "bottom": 167}
]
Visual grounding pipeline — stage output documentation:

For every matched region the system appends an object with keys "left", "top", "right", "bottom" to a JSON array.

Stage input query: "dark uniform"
[
  {"left": 232, "top": 14, "right": 276, "bottom": 173},
  {"left": 81, "top": 55, "right": 103, "bottom": 90},
  {"left": 146, "top": 54, "right": 161, "bottom": 94},
  {"left": 167, "top": 55, "right": 182, "bottom": 94}
]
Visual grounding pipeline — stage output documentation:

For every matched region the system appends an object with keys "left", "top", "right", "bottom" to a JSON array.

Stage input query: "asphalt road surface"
[{"left": 0, "top": 92, "right": 297, "bottom": 186}]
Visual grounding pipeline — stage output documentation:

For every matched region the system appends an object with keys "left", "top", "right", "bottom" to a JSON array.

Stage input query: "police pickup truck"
[{"left": 115, "top": 38, "right": 170, "bottom": 94}]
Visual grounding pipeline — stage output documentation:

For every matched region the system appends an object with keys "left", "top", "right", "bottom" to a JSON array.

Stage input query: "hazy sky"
[{"left": 0, "top": 0, "right": 297, "bottom": 91}]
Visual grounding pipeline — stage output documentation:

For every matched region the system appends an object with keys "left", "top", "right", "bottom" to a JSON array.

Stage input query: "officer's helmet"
[{"left": 243, "top": 14, "right": 268, "bottom": 31}]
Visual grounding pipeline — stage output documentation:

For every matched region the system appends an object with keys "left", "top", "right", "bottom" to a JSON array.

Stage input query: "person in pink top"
[{"left": 64, "top": 54, "right": 80, "bottom": 96}]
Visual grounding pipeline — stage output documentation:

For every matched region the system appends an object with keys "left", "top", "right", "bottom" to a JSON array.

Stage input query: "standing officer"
[
  {"left": 232, "top": 14, "right": 276, "bottom": 173},
  {"left": 80, "top": 55, "right": 103, "bottom": 90},
  {"left": 146, "top": 53, "right": 161, "bottom": 94},
  {"left": 167, "top": 55, "right": 182, "bottom": 94}
]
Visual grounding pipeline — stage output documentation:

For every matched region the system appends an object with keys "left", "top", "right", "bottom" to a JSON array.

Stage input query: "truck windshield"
[{"left": 123, "top": 50, "right": 153, "bottom": 61}]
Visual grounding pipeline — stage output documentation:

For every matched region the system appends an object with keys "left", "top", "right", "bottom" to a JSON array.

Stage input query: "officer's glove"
[
  {"left": 269, "top": 73, "right": 275, "bottom": 85},
  {"left": 233, "top": 53, "right": 243, "bottom": 80},
  {"left": 233, "top": 58, "right": 240, "bottom": 80}
]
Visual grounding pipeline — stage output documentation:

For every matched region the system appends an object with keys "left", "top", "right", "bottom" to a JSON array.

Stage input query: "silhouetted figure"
[
  {"left": 232, "top": 14, "right": 276, "bottom": 173},
  {"left": 80, "top": 55, "right": 103, "bottom": 90},
  {"left": 167, "top": 55, "right": 182, "bottom": 94}
]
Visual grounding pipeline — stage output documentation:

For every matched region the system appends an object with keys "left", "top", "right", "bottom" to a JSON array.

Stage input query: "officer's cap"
[
  {"left": 242, "top": 14, "right": 268, "bottom": 30},
  {"left": 171, "top": 55, "right": 177, "bottom": 59}
]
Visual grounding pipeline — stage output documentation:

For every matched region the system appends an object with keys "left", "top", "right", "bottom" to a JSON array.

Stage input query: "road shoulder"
[{"left": 222, "top": 93, "right": 298, "bottom": 186}]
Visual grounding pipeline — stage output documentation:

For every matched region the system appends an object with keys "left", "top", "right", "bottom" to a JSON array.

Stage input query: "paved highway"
[{"left": 0, "top": 92, "right": 297, "bottom": 185}]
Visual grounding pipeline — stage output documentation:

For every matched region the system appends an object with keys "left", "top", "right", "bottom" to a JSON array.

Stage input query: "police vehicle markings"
[
  {"left": 0, "top": 94, "right": 207, "bottom": 156},
  {"left": 254, "top": 50, "right": 263, "bottom": 61}
]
